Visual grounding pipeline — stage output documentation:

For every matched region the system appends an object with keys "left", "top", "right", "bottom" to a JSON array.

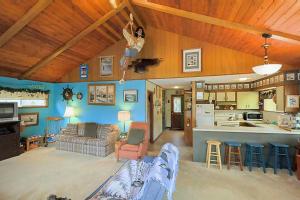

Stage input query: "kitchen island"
[{"left": 193, "top": 124, "right": 300, "bottom": 163}]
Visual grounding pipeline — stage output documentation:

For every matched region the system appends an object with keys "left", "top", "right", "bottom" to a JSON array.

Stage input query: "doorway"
[
  {"left": 147, "top": 91, "right": 154, "bottom": 143},
  {"left": 171, "top": 95, "right": 184, "bottom": 130}
]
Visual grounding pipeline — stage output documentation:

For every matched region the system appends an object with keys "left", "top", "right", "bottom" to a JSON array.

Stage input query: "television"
[{"left": 0, "top": 102, "right": 18, "bottom": 122}]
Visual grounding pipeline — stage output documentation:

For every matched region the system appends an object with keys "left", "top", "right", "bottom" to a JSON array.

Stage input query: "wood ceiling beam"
[
  {"left": 0, "top": 0, "right": 52, "bottom": 47},
  {"left": 20, "top": 1, "right": 126, "bottom": 79},
  {"left": 102, "top": 23, "right": 122, "bottom": 39},
  {"left": 125, "top": 0, "right": 146, "bottom": 28},
  {"left": 132, "top": 0, "right": 300, "bottom": 43},
  {"left": 96, "top": 28, "right": 118, "bottom": 43},
  {"left": 114, "top": 15, "right": 127, "bottom": 27}
]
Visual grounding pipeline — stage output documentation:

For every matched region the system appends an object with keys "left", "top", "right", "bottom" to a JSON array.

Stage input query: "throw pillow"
[
  {"left": 84, "top": 123, "right": 97, "bottom": 137},
  {"left": 127, "top": 128, "right": 145, "bottom": 145}
]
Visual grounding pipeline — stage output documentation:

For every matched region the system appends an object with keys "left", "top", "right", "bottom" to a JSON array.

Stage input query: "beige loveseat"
[{"left": 56, "top": 123, "right": 119, "bottom": 157}]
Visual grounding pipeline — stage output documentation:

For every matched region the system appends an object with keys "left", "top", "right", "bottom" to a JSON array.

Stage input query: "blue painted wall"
[
  {"left": 0, "top": 76, "right": 146, "bottom": 137},
  {"left": 53, "top": 80, "right": 146, "bottom": 132},
  {"left": 0, "top": 76, "right": 55, "bottom": 138}
]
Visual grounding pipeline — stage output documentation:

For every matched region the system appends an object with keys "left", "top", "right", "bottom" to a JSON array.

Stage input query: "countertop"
[{"left": 193, "top": 122, "right": 300, "bottom": 135}]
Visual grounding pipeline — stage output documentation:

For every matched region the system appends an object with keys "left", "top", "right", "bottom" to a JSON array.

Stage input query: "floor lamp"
[{"left": 118, "top": 111, "right": 130, "bottom": 135}]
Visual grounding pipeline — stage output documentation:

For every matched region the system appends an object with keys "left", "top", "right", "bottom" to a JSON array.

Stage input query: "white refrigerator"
[{"left": 196, "top": 104, "right": 215, "bottom": 127}]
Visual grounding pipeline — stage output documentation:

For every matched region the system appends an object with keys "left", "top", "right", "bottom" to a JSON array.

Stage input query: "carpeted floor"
[{"left": 0, "top": 130, "right": 300, "bottom": 200}]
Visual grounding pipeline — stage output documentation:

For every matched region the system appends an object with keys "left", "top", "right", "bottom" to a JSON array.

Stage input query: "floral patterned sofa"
[{"left": 56, "top": 123, "right": 119, "bottom": 157}]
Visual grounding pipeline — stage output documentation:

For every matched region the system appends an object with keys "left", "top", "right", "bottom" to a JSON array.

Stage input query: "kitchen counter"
[{"left": 193, "top": 124, "right": 300, "bottom": 163}]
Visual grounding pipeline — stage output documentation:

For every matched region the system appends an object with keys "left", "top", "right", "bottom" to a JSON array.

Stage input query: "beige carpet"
[{"left": 0, "top": 130, "right": 300, "bottom": 200}]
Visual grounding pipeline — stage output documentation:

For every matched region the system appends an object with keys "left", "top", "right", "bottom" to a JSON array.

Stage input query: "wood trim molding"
[
  {"left": 0, "top": 0, "right": 52, "bottom": 47},
  {"left": 20, "top": 1, "right": 126, "bottom": 79},
  {"left": 132, "top": 0, "right": 300, "bottom": 43}
]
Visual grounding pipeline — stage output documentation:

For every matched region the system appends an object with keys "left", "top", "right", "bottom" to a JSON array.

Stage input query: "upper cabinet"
[
  {"left": 216, "top": 92, "right": 236, "bottom": 102},
  {"left": 237, "top": 92, "right": 259, "bottom": 109},
  {"left": 276, "top": 86, "right": 285, "bottom": 112}
]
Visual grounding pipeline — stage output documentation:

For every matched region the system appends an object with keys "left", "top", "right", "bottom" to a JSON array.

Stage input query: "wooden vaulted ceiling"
[
  {"left": 0, "top": 0, "right": 143, "bottom": 82},
  {"left": 0, "top": 0, "right": 300, "bottom": 82}
]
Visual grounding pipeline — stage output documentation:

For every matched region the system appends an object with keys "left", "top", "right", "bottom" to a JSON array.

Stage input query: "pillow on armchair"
[{"left": 127, "top": 128, "right": 145, "bottom": 145}]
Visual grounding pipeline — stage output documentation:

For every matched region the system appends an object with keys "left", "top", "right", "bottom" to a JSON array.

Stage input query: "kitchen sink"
[{"left": 239, "top": 122, "right": 258, "bottom": 127}]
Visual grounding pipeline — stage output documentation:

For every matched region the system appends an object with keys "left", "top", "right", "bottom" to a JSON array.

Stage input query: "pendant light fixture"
[{"left": 252, "top": 33, "right": 282, "bottom": 75}]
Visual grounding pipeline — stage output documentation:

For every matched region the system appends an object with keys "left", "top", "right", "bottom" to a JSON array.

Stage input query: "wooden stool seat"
[{"left": 206, "top": 140, "right": 222, "bottom": 169}]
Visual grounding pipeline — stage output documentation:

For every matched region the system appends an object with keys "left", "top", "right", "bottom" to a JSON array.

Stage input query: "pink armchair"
[{"left": 115, "top": 122, "right": 149, "bottom": 161}]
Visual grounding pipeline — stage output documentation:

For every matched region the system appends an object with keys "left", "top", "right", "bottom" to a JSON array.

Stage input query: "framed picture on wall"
[
  {"left": 286, "top": 95, "right": 299, "bottom": 108},
  {"left": 213, "top": 85, "right": 218, "bottom": 90},
  {"left": 196, "top": 82, "right": 204, "bottom": 89},
  {"left": 218, "top": 85, "right": 224, "bottom": 90},
  {"left": 183, "top": 48, "right": 201, "bottom": 72},
  {"left": 19, "top": 112, "right": 39, "bottom": 126},
  {"left": 88, "top": 84, "right": 115, "bottom": 105},
  {"left": 286, "top": 72, "right": 295, "bottom": 81},
  {"left": 225, "top": 84, "right": 230, "bottom": 90},
  {"left": 80, "top": 64, "right": 88, "bottom": 79},
  {"left": 124, "top": 90, "right": 138, "bottom": 102},
  {"left": 231, "top": 84, "right": 237, "bottom": 89},
  {"left": 100, "top": 56, "right": 113, "bottom": 76},
  {"left": 237, "top": 84, "right": 243, "bottom": 89},
  {"left": 196, "top": 92, "right": 204, "bottom": 100}
]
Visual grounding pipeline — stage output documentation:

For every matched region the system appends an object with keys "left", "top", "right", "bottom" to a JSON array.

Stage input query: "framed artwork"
[
  {"left": 213, "top": 85, "right": 218, "bottom": 90},
  {"left": 225, "top": 84, "right": 230, "bottom": 90},
  {"left": 196, "top": 82, "right": 204, "bottom": 89},
  {"left": 286, "top": 95, "right": 299, "bottom": 108},
  {"left": 237, "top": 84, "right": 243, "bottom": 89},
  {"left": 207, "top": 85, "right": 212, "bottom": 90},
  {"left": 88, "top": 84, "right": 115, "bottom": 105},
  {"left": 219, "top": 85, "right": 224, "bottom": 90},
  {"left": 19, "top": 112, "right": 39, "bottom": 126},
  {"left": 244, "top": 84, "right": 250, "bottom": 89},
  {"left": 124, "top": 90, "right": 138, "bottom": 102},
  {"left": 183, "top": 48, "right": 201, "bottom": 72},
  {"left": 196, "top": 92, "right": 204, "bottom": 100},
  {"left": 80, "top": 64, "right": 88, "bottom": 79},
  {"left": 231, "top": 84, "right": 237, "bottom": 89},
  {"left": 286, "top": 73, "right": 295, "bottom": 81},
  {"left": 100, "top": 56, "right": 113, "bottom": 76}
]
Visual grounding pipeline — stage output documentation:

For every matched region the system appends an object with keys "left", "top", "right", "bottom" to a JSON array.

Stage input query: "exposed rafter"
[
  {"left": 102, "top": 23, "right": 122, "bottom": 39},
  {"left": 125, "top": 0, "right": 145, "bottom": 28},
  {"left": 132, "top": 0, "right": 300, "bottom": 43},
  {"left": 19, "top": 1, "right": 126, "bottom": 79},
  {"left": 0, "top": 0, "right": 52, "bottom": 47},
  {"left": 96, "top": 28, "right": 118, "bottom": 43}
]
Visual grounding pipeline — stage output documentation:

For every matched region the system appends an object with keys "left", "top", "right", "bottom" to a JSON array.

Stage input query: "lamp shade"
[
  {"left": 64, "top": 106, "right": 74, "bottom": 118},
  {"left": 118, "top": 111, "right": 130, "bottom": 121},
  {"left": 252, "top": 64, "right": 282, "bottom": 75}
]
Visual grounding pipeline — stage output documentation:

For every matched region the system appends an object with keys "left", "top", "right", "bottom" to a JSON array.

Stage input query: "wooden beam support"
[
  {"left": 96, "top": 28, "right": 118, "bottom": 43},
  {"left": 125, "top": 0, "right": 146, "bottom": 28},
  {"left": 102, "top": 23, "right": 122, "bottom": 39},
  {"left": 0, "top": 0, "right": 52, "bottom": 47},
  {"left": 132, "top": 0, "right": 300, "bottom": 43},
  {"left": 20, "top": 1, "right": 126, "bottom": 79},
  {"left": 114, "top": 15, "right": 126, "bottom": 27}
]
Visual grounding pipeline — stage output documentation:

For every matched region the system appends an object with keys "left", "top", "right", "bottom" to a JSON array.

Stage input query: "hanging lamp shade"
[
  {"left": 252, "top": 33, "right": 282, "bottom": 75},
  {"left": 252, "top": 64, "right": 282, "bottom": 75}
]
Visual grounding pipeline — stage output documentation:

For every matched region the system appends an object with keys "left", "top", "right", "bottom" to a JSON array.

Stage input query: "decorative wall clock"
[{"left": 61, "top": 86, "right": 74, "bottom": 101}]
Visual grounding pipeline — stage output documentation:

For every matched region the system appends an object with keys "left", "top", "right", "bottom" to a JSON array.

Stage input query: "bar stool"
[
  {"left": 245, "top": 143, "right": 266, "bottom": 173},
  {"left": 268, "top": 143, "right": 292, "bottom": 176},
  {"left": 206, "top": 140, "right": 222, "bottom": 169},
  {"left": 224, "top": 141, "right": 243, "bottom": 171}
]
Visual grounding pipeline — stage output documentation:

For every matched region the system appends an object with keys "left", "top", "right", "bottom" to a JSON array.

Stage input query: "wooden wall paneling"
[
  {"left": 61, "top": 26, "right": 299, "bottom": 82},
  {"left": 0, "top": 0, "right": 52, "bottom": 47},
  {"left": 19, "top": 2, "right": 126, "bottom": 80},
  {"left": 102, "top": 23, "right": 122, "bottom": 39},
  {"left": 96, "top": 28, "right": 118, "bottom": 43}
]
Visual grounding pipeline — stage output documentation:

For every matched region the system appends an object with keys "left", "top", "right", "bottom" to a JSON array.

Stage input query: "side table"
[{"left": 26, "top": 136, "right": 43, "bottom": 151}]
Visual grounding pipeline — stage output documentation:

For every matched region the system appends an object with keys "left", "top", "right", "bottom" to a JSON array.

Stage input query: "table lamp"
[
  {"left": 64, "top": 106, "right": 74, "bottom": 123},
  {"left": 118, "top": 111, "right": 130, "bottom": 133}
]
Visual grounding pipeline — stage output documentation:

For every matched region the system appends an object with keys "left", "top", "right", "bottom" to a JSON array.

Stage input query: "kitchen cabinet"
[
  {"left": 276, "top": 86, "right": 284, "bottom": 112},
  {"left": 204, "top": 92, "right": 209, "bottom": 100},
  {"left": 237, "top": 92, "right": 259, "bottom": 109},
  {"left": 216, "top": 92, "right": 226, "bottom": 101},
  {"left": 209, "top": 92, "right": 216, "bottom": 100},
  {"left": 226, "top": 92, "right": 236, "bottom": 101},
  {"left": 216, "top": 92, "right": 236, "bottom": 102}
]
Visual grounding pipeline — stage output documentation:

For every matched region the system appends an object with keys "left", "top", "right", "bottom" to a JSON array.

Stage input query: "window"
[
  {"left": 0, "top": 96, "right": 48, "bottom": 108},
  {"left": 173, "top": 97, "right": 182, "bottom": 113}
]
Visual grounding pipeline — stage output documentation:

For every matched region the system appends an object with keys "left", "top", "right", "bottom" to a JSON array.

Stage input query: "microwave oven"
[
  {"left": 0, "top": 102, "right": 18, "bottom": 122},
  {"left": 243, "top": 112, "right": 263, "bottom": 121}
]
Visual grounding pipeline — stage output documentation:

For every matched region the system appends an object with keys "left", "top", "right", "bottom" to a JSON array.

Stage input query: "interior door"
[{"left": 171, "top": 95, "right": 184, "bottom": 130}]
